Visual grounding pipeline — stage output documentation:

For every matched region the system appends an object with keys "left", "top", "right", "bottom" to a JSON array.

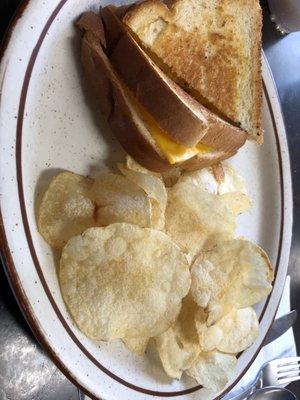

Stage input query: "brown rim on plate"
[{"left": 0, "top": 1, "right": 285, "bottom": 399}]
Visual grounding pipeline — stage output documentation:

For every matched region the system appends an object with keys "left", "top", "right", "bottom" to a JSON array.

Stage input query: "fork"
[{"left": 231, "top": 357, "right": 300, "bottom": 399}]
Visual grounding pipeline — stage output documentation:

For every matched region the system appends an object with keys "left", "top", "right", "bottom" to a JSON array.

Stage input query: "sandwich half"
[{"left": 124, "top": 0, "right": 263, "bottom": 142}]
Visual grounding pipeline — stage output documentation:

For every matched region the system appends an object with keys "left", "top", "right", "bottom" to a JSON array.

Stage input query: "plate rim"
[{"left": 0, "top": 2, "right": 293, "bottom": 399}]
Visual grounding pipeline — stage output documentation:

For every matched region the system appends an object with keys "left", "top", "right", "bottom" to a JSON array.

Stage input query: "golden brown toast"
[{"left": 124, "top": 0, "right": 263, "bottom": 142}]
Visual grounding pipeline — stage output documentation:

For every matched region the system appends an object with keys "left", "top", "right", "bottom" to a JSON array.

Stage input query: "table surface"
[{"left": 0, "top": 1, "right": 299, "bottom": 399}]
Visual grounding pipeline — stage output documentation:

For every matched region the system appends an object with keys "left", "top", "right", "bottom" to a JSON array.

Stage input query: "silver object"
[
  {"left": 257, "top": 357, "right": 300, "bottom": 386},
  {"left": 229, "top": 310, "right": 298, "bottom": 400},
  {"left": 268, "top": 0, "right": 300, "bottom": 34},
  {"left": 247, "top": 386, "right": 297, "bottom": 400},
  {"left": 264, "top": 310, "right": 297, "bottom": 346},
  {"left": 232, "top": 357, "right": 300, "bottom": 400}
]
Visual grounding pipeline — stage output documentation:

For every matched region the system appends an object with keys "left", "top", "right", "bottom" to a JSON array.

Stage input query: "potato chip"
[
  {"left": 196, "top": 307, "right": 259, "bottom": 353},
  {"left": 175, "top": 166, "right": 251, "bottom": 218},
  {"left": 177, "top": 164, "right": 246, "bottom": 195},
  {"left": 89, "top": 171, "right": 151, "bottom": 228},
  {"left": 149, "top": 199, "right": 165, "bottom": 230},
  {"left": 201, "top": 232, "right": 235, "bottom": 252},
  {"left": 190, "top": 239, "right": 273, "bottom": 324},
  {"left": 186, "top": 351, "right": 237, "bottom": 392},
  {"left": 165, "top": 181, "right": 236, "bottom": 259},
  {"left": 123, "top": 337, "right": 149, "bottom": 355},
  {"left": 118, "top": 164, "right": 167, "bottom": 209},
  {"left": 37, "top": 171, "right": 96, "bottom": 248},
  {"left": 59, "top": 223, "right": 190, "bottom": 340},
  {"left": 219, "top": 192, "right": 251, "bottom": 215},
  {"left": 177, "top": 168, "right": 219, "bottom": 194},
  {"left": 218, "top": 164, "right": 247, "bottom": 195},
  {"left": 118, "top": 163, "right": 167, "bottom": 229},
  {"left": 155, "top": 295, "right": 201, "bottom": 379}
]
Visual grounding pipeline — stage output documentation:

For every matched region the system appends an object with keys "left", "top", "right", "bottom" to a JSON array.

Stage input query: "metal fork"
[{"left": 232, "top": 357, "right": 300, "bottom": 399}]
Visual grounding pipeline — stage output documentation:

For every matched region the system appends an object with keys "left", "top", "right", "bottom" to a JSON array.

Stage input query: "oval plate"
[{"left": 0, "top": 1, "right": 293, "bottom": 399}]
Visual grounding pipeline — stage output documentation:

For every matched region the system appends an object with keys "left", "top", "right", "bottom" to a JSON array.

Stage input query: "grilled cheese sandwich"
[{"left": 77, "top": 4, "right": 253, "bottom": 172}]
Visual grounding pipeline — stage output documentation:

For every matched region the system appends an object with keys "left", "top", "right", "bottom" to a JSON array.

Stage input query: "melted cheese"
[
  {"left": 128, "top": 89, "right": 212, "bottom": 163},
  {"left": 150, "top": 128, "right": 211, "bottom": 164},
  {"left": 137, "top": 103, "right": 212, "bottom": 164}
]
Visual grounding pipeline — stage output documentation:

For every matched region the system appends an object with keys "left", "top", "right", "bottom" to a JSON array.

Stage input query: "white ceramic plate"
[{"left": 0, "top": 1, "right": 293, "bottom": 400}]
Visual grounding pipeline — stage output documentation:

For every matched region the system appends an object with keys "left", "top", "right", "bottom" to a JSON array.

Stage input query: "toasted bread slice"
[
  {"left": 124, "top": 0, "right": 263, "bottom": 142},
  {"left": 78, "top": 12, "right": 236, "bottom": 171},
  {"left": 102, "top": 6, "right": 246, "bottom": 152}
]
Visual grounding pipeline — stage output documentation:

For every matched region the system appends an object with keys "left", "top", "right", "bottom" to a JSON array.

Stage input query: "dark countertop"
[{"left": 0, "top": 1, "right": 299, "bottom": 399}]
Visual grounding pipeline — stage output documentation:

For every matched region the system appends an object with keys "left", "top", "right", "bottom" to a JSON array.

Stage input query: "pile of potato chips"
[{"left": 37, "top": 156, "right": 273, "bottom": 393}]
